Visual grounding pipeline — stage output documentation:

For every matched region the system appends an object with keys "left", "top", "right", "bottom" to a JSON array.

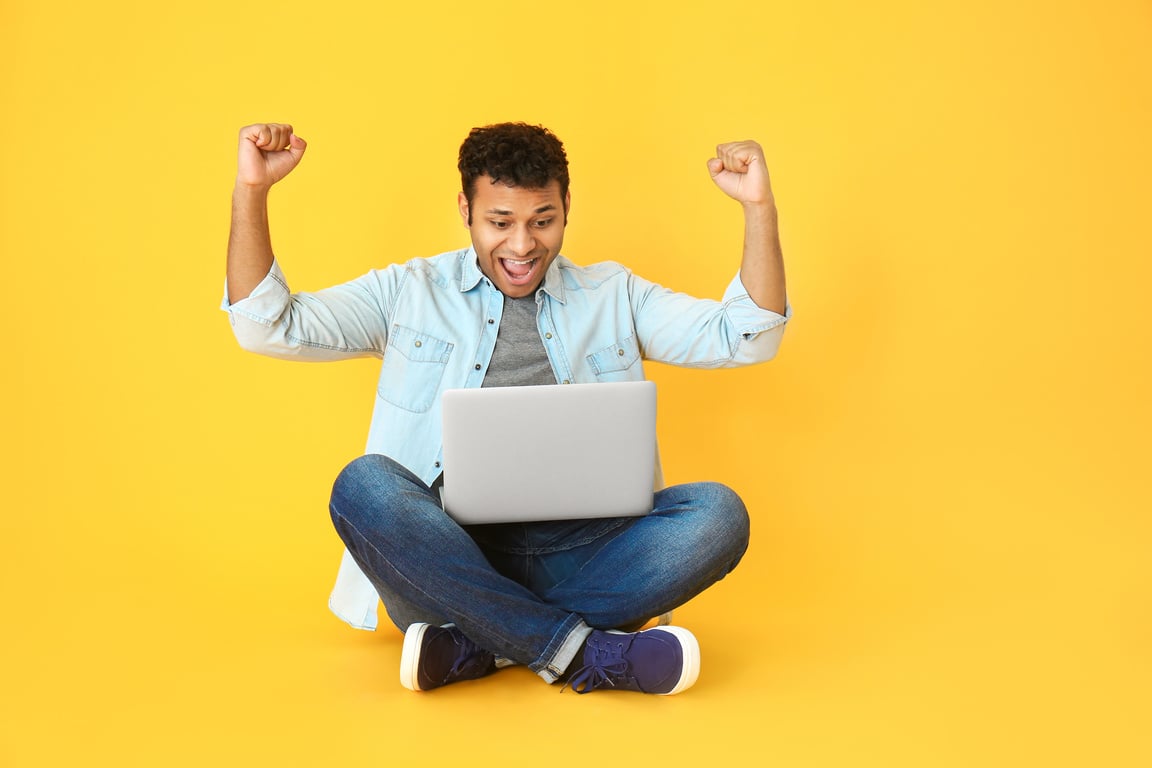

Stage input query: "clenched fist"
[
  {"left": 707, "top": 140, "right": 774, "bottom": 207},
  {"left": 236, "top": 123, "right": 307, "bottom": 189}
]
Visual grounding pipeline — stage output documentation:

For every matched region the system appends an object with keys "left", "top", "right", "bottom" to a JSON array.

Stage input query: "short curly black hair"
[{"left": 458, "top": 122, "right": 570, "bottom": 223}]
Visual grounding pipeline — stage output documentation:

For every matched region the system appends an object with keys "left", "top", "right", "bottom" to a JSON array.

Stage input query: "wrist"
[
  {"left": 741, "top": 199, "right": 777, "bottom": 219},
  {"left": 233, "top": 181, "right": 272, "bottom": 203}
]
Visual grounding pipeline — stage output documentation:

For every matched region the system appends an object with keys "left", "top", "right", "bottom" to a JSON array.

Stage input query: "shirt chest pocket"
[
  {"left": 586, "top": 333, "right": 640, "bottom": 381},
  {"left": 379, "top": 325, "right": 454, "bottom": 413}
]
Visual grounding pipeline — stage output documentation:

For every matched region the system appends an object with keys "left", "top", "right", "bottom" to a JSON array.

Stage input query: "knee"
[
  {"left": 329, "top": 453, "right": 410, "bottom": 527},
  {"left": 697, "top": 481, "right": 751, "bottom": 552},
  {"left": 333, "top": 452, "right": 397, "bottom": 488},
  {"left": 658, "top": 481, "right": 750, "bottom": 550},
  {"left": 332, "top": 453, "right": 386, "bottom": 500}
]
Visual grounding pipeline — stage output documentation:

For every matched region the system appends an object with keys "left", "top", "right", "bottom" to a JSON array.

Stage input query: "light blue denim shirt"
[{"left": 223, "top": 247, "right": 790, "bottom": 629}]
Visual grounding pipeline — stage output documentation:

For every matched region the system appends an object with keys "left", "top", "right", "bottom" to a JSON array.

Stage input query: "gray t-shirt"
[{"left": 482, "top": 293, "right": 556, "bottom": 387}]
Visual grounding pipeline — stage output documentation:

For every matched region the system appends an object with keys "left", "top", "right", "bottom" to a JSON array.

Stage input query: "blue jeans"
[{"left": 328, "top": 454, "right": 750, "bottom": 683}]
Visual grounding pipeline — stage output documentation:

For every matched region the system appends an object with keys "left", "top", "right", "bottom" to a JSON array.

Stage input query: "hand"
[
  {"left": 236, "top": 123, "right": 307, "bottom": 189},
  {"left": 707, "top": 140, "right": 774, "bottom": 206}
]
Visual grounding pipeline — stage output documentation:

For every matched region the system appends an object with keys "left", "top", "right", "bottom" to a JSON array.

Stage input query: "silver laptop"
[{"left": 440, "top": 380, "right": 657, "bottom": 524}]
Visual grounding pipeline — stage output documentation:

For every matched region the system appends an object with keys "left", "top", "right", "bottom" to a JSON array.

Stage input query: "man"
[{"left": 223, "top": 121, "right": 789, "bottom": 695}]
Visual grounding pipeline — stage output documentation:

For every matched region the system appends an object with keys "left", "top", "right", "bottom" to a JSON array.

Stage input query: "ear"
[
  {"left": 563, "top": 189, "right": 572, "bottom": 224},
  {"left": 457, "top": 191, "right": 471, "bottom": 227}
]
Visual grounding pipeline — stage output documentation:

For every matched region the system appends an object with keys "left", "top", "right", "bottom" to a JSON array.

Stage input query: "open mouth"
[{"left": 500, "top": 257, "right": 539, "bottom": 284}]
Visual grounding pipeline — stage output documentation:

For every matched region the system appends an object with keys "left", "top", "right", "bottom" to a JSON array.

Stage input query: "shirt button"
[
  {"left": 475, "top": 364, "right": 482, "bottom": 370},
  {"left": 545, "top": 332, "right": 553, "bottom": 339},
  {"left": 488, "top": 318, "right": 495, "bottom": 324},
  {"left": 434, "top": 461, "right": 441, "bottom": 468},
  {"left": 617, "top": 348, "right": 625, "bottom": 356},
  {"left": 414, "top": 340, "right": 422, "bottom": 348},
  {"left": 562, "top": 379, "right": 571, "bottom": 384}
]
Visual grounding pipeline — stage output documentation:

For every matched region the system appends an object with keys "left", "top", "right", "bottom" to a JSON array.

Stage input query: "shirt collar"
[
  {"left": 458, "top": 247, "right": 568, "bottom": 305},
  {"left": 539, "top": 255, "right": 567, "bottom": 304},
  {"left": 459, "top": 246, "right": 486, "bottom": 292}
]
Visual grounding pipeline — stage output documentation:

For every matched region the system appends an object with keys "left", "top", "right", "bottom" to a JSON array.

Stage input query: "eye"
[
  {"left": 534, "top": 218, "right": 553, "bottom": 229},
  {"left": 490, "top": 220, "right": 510, "bottom": 229}
]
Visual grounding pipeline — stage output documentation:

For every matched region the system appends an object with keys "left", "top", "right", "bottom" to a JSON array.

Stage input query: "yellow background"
[{"left": 3, "top": 1, "right": 1150, "bottom": 765}]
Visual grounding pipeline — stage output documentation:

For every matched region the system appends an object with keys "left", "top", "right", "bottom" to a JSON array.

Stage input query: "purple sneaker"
[
  {"left": 568, "top": 626, "right": 700, "bottom": 695},
  {"left": 400, "top": 623, "right": 497, "bottom": 691}
]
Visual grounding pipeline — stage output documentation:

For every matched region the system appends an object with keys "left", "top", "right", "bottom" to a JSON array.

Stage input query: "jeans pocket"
[
  {"left": 378, "top": 324, "right": 454, "bottom": 412},
  {"left": 586, "top": 333, "right": 640, "bottom": 380}
]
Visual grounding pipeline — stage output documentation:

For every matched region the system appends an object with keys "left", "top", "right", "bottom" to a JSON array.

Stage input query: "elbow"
[
  {"left": 749, "top": 345, "right": 780, "bottom": 365},
  {"left": 229, "top": 315, "right": 281, "bottom": 356},
  {"left": 234, "top": 332, "right": 269, "bottom": 355},
  {"left": 735, "top": 326, "right": 785, "bottom": 364},
  {"left": 757, "top": 345, "right": 780, "bottom": 364}
]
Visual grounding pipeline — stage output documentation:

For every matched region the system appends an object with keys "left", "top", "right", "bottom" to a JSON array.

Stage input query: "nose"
[{"left": 506, "top": 225, "right": 535, "bottom": 257}]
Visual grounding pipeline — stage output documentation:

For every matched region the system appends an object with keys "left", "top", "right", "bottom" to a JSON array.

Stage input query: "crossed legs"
[{"left": 328, "top": 453, "right": 749, "bottom": 684}]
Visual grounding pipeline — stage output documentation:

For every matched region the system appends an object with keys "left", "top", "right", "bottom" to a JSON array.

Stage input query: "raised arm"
[
  {"left": 226, "top": 123, "right": 307, "bottom": 304},
  {"left": 707, "top": 141, "right": 786, "bottom": 314}
]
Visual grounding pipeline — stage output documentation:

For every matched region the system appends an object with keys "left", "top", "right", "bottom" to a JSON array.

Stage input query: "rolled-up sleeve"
[
  {"left": 221, "top": 259, "right": 394, "bottom": 361},
  {"left": 719, "top": 271, "right": 792, "bottom": 361},
  {"left": 631, "top": 270, "right": 791, "bottom": 367}
]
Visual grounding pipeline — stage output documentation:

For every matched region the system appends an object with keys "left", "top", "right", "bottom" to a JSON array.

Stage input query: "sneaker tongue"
[{"left": 504, "top": 258, "right": 533, "bottom": 277}]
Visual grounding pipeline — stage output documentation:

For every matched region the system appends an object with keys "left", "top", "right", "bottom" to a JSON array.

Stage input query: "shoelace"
[
  {"left": 566, "top": 636, "right": 632, "bottom": 694},
  {"left": 447, "top": 632, "right": 489, "bottom": 679}
]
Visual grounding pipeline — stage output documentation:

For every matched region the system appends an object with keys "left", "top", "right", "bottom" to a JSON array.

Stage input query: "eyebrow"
[{"left": 486, "top": 204, "right": 558, "bottom": 216}]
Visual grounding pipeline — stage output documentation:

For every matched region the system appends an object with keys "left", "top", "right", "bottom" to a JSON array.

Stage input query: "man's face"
[{"left": 459, "top": 176, "right": 569, "bottom": 298}]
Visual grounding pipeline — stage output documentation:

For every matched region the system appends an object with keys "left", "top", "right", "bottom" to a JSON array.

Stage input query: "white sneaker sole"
[{"left": 399, "top": 622, "right": 433, "bottom": 691}]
